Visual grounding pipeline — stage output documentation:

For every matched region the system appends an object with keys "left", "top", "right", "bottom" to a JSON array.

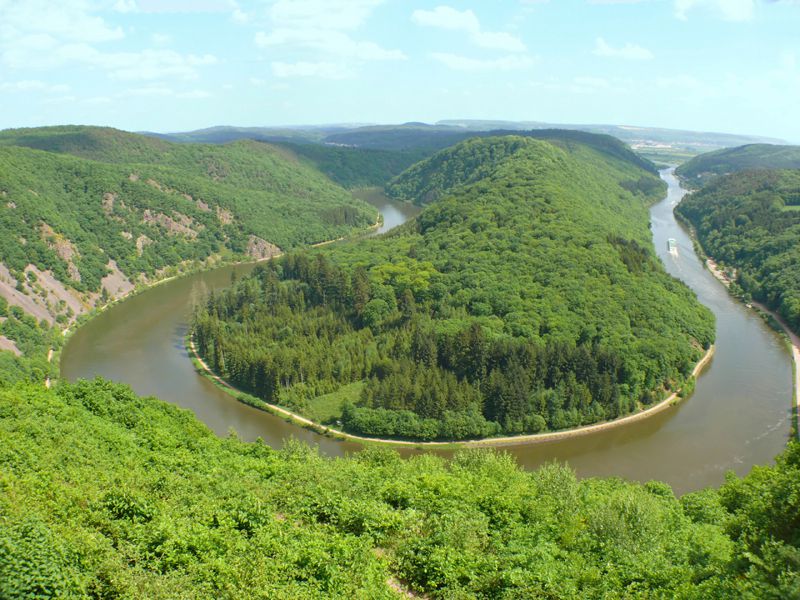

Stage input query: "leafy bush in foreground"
[{"left": 2, "top": 378, "right": 797, "bottom": 598}]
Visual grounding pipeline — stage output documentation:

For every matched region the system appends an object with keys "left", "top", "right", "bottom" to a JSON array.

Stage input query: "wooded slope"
[
  {"left": 2, "top": 378, "right": 798, "bottom": 598},
  {"left": 677, "top": 168, "right": 800, "bottom": 332},
  {"left": 677, "top": 143, "right": 800, "bottom": 187},
  {"left": 0, "top": 127, "right": 377, "bottom": 327}
]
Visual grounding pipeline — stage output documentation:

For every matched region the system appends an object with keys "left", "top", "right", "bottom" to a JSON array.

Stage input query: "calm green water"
[{"left": 62, "top": 173, "right": 792, "bottom": 494}]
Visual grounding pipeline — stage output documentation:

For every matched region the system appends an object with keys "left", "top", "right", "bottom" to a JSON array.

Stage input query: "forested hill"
[
  {"left": 276, "top": 142, "right": 429, "bottom": 189},
  {"left": 0, "top": 127, "right": 377, "bottom": 380},
  {"left": 676, "top": 169, "right": 800, "bottom": 332},
  {"left": 194, "top": 135, "right": 714, "bottom": 441},
  {"left": 676, "top": 143, "right": 800, "bottom": 187},
  {"left": 386, "top": 134, "right": 661, "bottom": 205},
  {"left": 0, "top": 125, "right": 381, "bottom": 194},
  {"left": 0, "top": 125, "right": 431, "bottom": 190}
]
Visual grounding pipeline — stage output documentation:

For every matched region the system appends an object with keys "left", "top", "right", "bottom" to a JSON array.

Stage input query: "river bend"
[{"left": 62, "top": 174, "right": 793, "bottom": 494}]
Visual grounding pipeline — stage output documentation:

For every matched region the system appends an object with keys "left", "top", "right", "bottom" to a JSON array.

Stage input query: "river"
[{"left": 62, "top": 172, "right": 793, "bottom": 494}]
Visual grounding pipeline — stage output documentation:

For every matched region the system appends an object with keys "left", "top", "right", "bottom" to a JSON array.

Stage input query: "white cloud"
[
  {"left": 269, "top": 0, "right": 385, "bottom": 30},
  {"left": 113, "top": 0, "right": 138, "bottom": 13},
  {"left": 0, "top": 80, "right": 70, "bottom": 93},
  {"left": 254, "top": 0, "right": 403, "bottom": 78},
  {"left": 675, "top": 0, "right": 755, "bottom": 20},
  {"left": 151, "top": 33, "right": 172, "bottom": 46},
  {"left": 0, "top": 0, "right": 219, "bottom": 81},
  {"left": 655, "top": 74, "right": 706, "bottom": 88},
  {"left": 126, "top": 0, "right": 238, "bottom": 13},
  {"left": 231, "top": 3, "right": 249, "bottom": 24},
  {"left": 412, "top": 6, "right": 527, "bottom": 52},
  {"left": 431, "top": 52, "right": 536, "bottom": 71},
  {"left": 528, "top": 75, "right": 629, "bottom": 96},
  {"left": 14, "top": 45, "right": 218, "bottom": 80},
  {"left": 591, "top": 0, "right": 797, "bottom": 19},
  {"left": 177, "top": 90, "right": 211, "bottom": 99},
  {"left": 271, "top": 61, "right": 354, "bottom": 79},
  {"left": 573, "top": 76, "right": 611, "bottom": 88},
  {"left": 41, "top": 94, "right": 78, "bottom": 105},
  {"left": 471, "top": 31, "right": 527, "bottom": 53},
  {"left": 411, "top": 6, "right": 480, "bottom": 31},
  {"left": 255, "top": 29, "right": 405, "bottom": 60},
  {"left": 124, "top": 86, "right": 211, "bottom": 98},
  {"left": 125, "top": 86, "right": 177, "bottom": 96},
  {"left": 0, "top": 0, "right": 123, "bottom": 44},
  {"left": 594, "top": 37, "right": 654, "bottom": 60}
]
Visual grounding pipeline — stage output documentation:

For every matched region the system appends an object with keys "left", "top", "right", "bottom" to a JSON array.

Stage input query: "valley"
[
  {"left": 4, "top": 2, "right": 800, "bottom": 595},
  {"left": 3, "top": 125, "right": 798, "bottom": 597},
  {"left": 60, "top": 167, "right": 793, "bottom": 494}
]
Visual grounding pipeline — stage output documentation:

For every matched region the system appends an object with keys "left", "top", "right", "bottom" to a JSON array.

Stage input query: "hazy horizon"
[{"left": 136, "top": 118, "right": 787, "bottom": 142}]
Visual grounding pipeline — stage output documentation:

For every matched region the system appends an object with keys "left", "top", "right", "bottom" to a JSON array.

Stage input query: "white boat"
[{"left": 667, "top": 238, "right": 678, "bottom": 254}]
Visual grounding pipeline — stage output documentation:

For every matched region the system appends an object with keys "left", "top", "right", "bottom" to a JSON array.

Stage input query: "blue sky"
[{"left": 1, "top": 0, "right": 798, "bottom": 141}]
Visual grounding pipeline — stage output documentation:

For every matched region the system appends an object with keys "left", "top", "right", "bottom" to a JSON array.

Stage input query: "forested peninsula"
[{"left": 193, "top": 135, "right": 715, "bottom": 442}]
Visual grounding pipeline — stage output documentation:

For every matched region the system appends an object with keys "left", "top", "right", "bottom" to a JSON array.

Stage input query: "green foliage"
[
  {"left": 676, "top": 169, "right": 800, "bottom": 332},
  {"left": 677, "top": 143, "right": 800, "bottom": 188},
  {"left": 278, "top": 142, "right": 429, "bottom": 188},
  {"left": 194, "top": 135, "right": 713, "bottom": 440},
  {"left": 0, "top": 514, "right": 81, "bottom": 599},
  {"left": 0, "top": 308, "right": 59, "bottom": 386},
  {"left": 0, "top": 127, "right": 377, "bottom": 299},
  {"left": 386, "top": 136, "right": 533, "bottom": 204},
  {"left": 1, "top": 378, "right": 798, "bottom": 598}
]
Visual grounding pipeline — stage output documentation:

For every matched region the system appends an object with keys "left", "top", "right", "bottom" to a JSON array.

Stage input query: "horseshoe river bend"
[{"left": 61, "top": 172, "right": 794, "bottom": 495}]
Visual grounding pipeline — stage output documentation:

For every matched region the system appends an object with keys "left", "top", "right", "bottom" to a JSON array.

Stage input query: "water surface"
[{"left": 352, "top": 187, "right": 421, "bottom": 234}]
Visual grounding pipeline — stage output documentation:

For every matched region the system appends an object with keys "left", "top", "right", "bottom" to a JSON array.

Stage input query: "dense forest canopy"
[
  {"left": 0, "top": 126, "right": 378, "bottom": 384},
  {"left": 676, "top": 143, "right": 800, "bottom": 188},
  {"left": 0, "top": 125, "right": 388, "bottom": 202},
  {"left": 276, "top": 142, "right": 430, "bottom": 189},
  {"left": 194, "top": 135, "right": 714, "bottom": 441},
  {"left": 2, "top": 378, "right": 798, "bottom": 598},
  {"left": 676, "top": 168, "right": 800, "bottom": 332}
]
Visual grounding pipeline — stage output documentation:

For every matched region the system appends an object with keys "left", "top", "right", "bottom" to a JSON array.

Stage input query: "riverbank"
[
  {"left": 188, "top": 335, "right": 715, "bottom": 449},
  {"left": 702, "top": 256, "right": 800, "bottom": 438},
  {"left": 674, "top": 184, "right": 799, "bottom": 439},
  {"left": 750, "top": 301, "right": 800, "bottom": 438},
  {"left": 56, "top": 218, "right": 381, "bottom": 381}
]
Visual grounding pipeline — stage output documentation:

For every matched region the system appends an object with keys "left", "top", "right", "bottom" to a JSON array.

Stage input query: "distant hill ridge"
[
  {"left": 144, "top": 120, "right": 784, "bottom": 150},
  {"left": 383, "top": 130, "right": 658, "bottom": 207},
  {"left": 676, "top": 143, "right": 800, "bottom": 187}
]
